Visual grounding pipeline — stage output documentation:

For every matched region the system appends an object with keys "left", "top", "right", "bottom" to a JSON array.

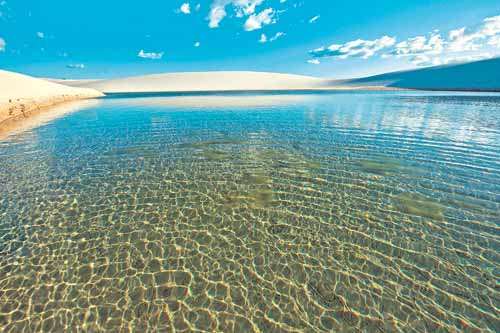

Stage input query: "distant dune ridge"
[
  {"left": 0, "top": 70, "right": 103, "bottom": 135},
  {"left": 53, "top": 57, "right": 500, "bottom": 93},
  {"left": 337, "top": 57, "right": 500, "bottom": 91},
  {"left": 54, "top": 71, "right": 339, "bottom": 93}
]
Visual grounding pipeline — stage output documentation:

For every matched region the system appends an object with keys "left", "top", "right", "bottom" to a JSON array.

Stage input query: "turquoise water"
[{"left": 0, "top": 92, "right": 498, "bottom": 332}]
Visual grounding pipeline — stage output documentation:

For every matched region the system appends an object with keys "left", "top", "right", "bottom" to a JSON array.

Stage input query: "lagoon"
[{"left": 0, "top": 91, "right": 498, "bottom": 332}]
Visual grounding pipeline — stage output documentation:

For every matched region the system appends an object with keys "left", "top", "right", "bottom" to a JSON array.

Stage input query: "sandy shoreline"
[
  {"left": 0, "top": 96, "right": 103, "bottom": 140},
  {"left": 0, "top": 70, "right": 103, "bottom": 139},
  {"left": 0, "top": 99, "right": 101, "bottom": 141}
]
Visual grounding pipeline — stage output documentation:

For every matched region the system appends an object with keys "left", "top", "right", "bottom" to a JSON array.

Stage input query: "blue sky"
[{"left": 0, "top": 0, "right": 499, "bottom": 79}]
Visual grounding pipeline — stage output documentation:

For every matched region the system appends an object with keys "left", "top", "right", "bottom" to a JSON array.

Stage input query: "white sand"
[
  {"left": 0, "top": 69, "right": 103, "bottom": 133},
  {"left": 53, "top": 71, "right": 387, "bottom": 93}
]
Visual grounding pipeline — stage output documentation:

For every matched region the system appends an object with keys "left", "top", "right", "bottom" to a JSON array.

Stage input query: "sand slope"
[
  {"left": 0, "top": 70, "right": 103, "bottom": 130},
  {"left": 51, "top": 57, "right": 500, "bottom": 95},
  {"left": 54, "top": 71, "right": 342, "bottom": 93},
  {"left": 337, "top": 57, "right": 500, "bottom": 91}
]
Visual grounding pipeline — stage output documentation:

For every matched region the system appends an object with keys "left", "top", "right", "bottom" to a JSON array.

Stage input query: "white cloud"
[
  {"left": 36, "top": 31, "right": 45, "bottom": 39},
  {"left": 195, "top": 3, "right": 201, "bottom": 11},
  {"left": 270, "top": 31, "right": 285, "bottom": 42},
  {"left": 138, "top": 49, "right": 164, "bottom": 60},
  {"left": 409, "top": 54, "right": 438, "bottom": 67},
  {"left": 194, "top": 41, "right": 201, "bottom": 47},
  {"left": 488, "top": 35, "right": 500, "bottom": 48},
  {"left": 481, "top": 15, "right": 500, "bottom": 36},
  {"left": 408, "top": 15, "right": 500, "bottom": 64},
  {"left": 208, "top": 5, "right": 226, "bottom": 28},
  {"left": 244, "top": 8, "right": 275, "bottom": 31},
  {"left": 66, "top": 64, "right": 85, "bottom": 69},
  {"left": 410, "top": 53, "right": 492, "bottom": 67},
  {"left": 393, "top": 33, "right": 443, "bottom": 56},
  {"left": 307, "top": 59, "right": 320, "bottom": 65},
  {"left": 208, "top": 0, "right": 265, "bottom": 28},
  {"left": 309, "top": 15, "right": 320, "bottom": 24},
  {"left": 310, "top": 35, "right": 396, "bottom": 59},
  {"left": 259, "top": 31, "right": 284, "bottom": 43},
  {"left": 448, "top": 16, "right": 500, "bottom": 52},
  {"left": 180, "top": 3, "right": 191, "bottom": 14},
  {"left": 448, "top": 27, "right": 481, "bottom": 52},
  {"left": 0, "top": 37, "right": 5, "bottom": 52},
  {"left": 309, "top": 14, "right": 500, "bottom": 67},
  {"left": 443, "top": 53, "right": 493, "bottom": 64},
  {"left": 234, "top": 0, "right": 264, "bottom": 17}
]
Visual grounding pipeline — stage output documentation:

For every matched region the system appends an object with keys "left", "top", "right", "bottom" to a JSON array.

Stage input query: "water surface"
[{"left": 0, "top": 92, "right": 499, "bottom": 332}]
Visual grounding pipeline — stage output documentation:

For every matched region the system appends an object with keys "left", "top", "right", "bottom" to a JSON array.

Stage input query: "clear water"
[{"left": 0, "top": 92, "right": 498, "bottom": 332}]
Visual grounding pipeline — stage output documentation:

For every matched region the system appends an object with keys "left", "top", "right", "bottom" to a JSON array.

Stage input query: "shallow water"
[{"left": 0, "top": 92, "right": 499, "bottom": 332}]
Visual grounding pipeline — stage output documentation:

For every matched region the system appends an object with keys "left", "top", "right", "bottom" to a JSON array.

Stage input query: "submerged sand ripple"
[{"left": 0, "top": 95, "right": 499, "bottom": 332}]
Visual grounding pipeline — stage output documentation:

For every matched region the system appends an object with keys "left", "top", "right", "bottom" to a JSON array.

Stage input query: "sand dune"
[
  {"left": 338, "top": 57, "right": 500, "bottom": 91},
  {"left": 54, "top": 72, "right": 331, "bottom": 93},
  {"left": 0, "top": 70, "right": 103, "bottom": 135},
  {"left": 50, "top": 57, "right": 500, "bottom": 96},
  {"left": 53, "top": 71, "right": 393, "bottom": 93}
]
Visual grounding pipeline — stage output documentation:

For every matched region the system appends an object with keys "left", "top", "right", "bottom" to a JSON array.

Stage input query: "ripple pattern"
[{"left": 0, "top": 92, "right": 499, "bottom": 332}]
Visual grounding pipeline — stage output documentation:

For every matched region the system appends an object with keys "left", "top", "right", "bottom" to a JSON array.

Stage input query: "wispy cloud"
[
  {"left": 402, "top": 15, "right": 500, "bottom": 66},
  {"left": 209, "top": 0, "right": 276, "bottom": 30},
  {"left": 448, "top": 16, "right": 500, "bottom": 52},
  {"left": 138, "top": 49, "right": 164, "bottom": 60},
  {"left": 270, "top": 31, "right": 285, "bottom": 42},
  {"left": 448, "top": 28, "right": 480, "bottom": 52},
  {"left": 309, "top": 15, "right": 320, "bottom": 24},
  {"left": 259, "top": 31, "right": 285, "bottom": 43},
  {"left": 0, "top": 1, "right": 8, "bottom": 20},
  {"left": 180, "top": 3, "right": 191, "bottom": 14},
  {"left": 244, "top": 8, "right": 275, "bottom": 31},
  {"left": 309, "top": 14, "right": 500, "bottom": 67},
  {"left": 310, "top": 36, "right": 396, "bottom": 59},
  {"left": 36, "top": 31, "right": 45, "bottom": 39},
  {"left": 0, "top": 37, "right": 5, "bottom": 52},
  {"left": 66, "top": 63, "right": 85, "bottom": 69},
  {"left": 392, "top": 33, "right": 443, "bottom": 56},
  {"left": 410, "top": 53, "right": 492, "bottom": 67},
  {"left": 208, "top": 5, "right": 226, "bottom": 28},
  {"left": 209, "top": 0, "right": 263, "bottom": 28},
  {"left": 307, "top": 59, "right": 320, "bottom": 65},
  {"left": 194, "top": 41, "right": 201, "bottom": 47},
  {"left": 488, "top": 35, "right": 500, "bottom": 48}
]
